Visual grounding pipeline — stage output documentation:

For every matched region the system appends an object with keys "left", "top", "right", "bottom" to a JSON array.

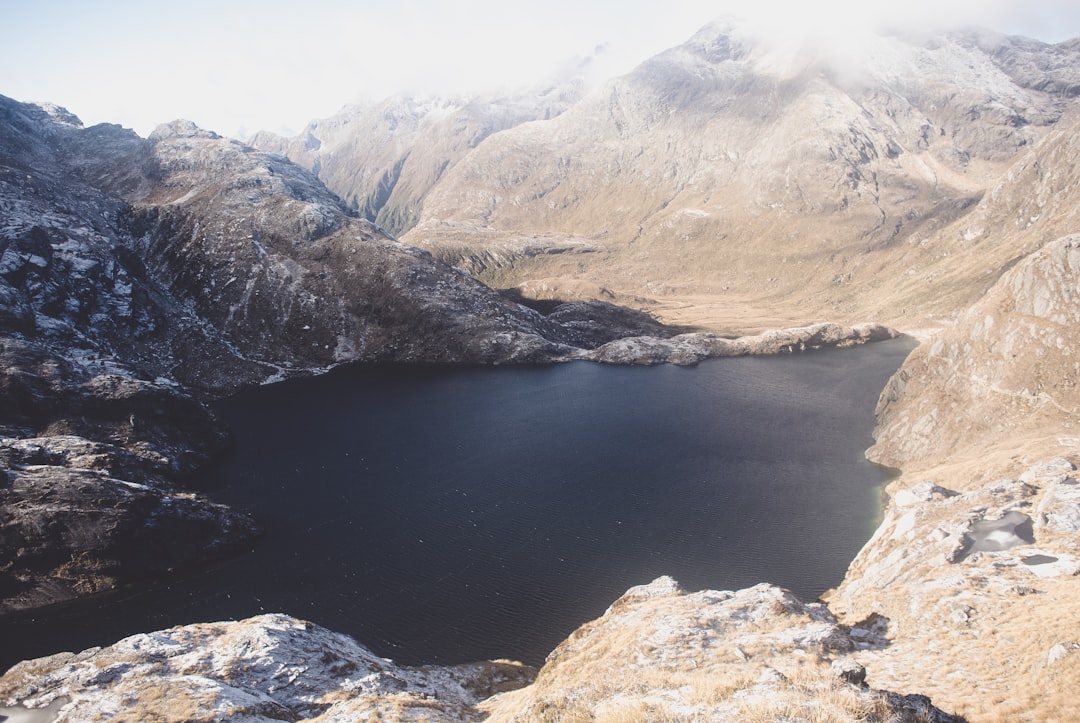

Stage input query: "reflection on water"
[{"left": 1, "top": 339, "right": 912, "bottom": 669}]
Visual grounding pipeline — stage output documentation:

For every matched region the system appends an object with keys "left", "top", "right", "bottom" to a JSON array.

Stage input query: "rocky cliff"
[{"left": 818, "top": 232, "right": 1080, "bottom": 720}]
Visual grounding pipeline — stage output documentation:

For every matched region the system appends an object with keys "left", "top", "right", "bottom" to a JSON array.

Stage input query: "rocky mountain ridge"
[{"left": 249, "top": 70, "right": 590, "bottom": 238}]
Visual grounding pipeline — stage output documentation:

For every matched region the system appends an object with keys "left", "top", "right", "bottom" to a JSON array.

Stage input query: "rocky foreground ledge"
[{"left": 0, "top": 578, "right": 961, "bottom": 723}]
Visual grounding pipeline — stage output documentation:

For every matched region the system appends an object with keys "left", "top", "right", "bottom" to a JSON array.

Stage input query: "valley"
[{"left": 1, "top": 15, "right": 1080, "bottom": 722}]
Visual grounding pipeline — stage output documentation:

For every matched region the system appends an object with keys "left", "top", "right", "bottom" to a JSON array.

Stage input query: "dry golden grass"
[
  {"left": 488, "top": 657, "right": 943, "bottom": 723},
  {"left": 733, "top": 668, "right": 900, "bottom": 723},
  {"left": 829, "top": 441, "right": 1080, "bottom": 723},
  {"left": 594, "top": 700, "right": 686, "bottom": 723},
  {"left": 110, "top": 679, "right": 218, "bottom": 723},
  {"left": 309, "top": 691, "right": 476, "bottom": 722}
]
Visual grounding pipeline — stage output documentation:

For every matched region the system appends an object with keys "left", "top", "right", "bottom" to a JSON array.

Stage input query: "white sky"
[{"left": 3, "top": 0, "right": 1080, "bottom": 139}]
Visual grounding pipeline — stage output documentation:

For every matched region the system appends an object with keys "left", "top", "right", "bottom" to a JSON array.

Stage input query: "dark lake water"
[{"left": 1, "top": 339, "right": 912, "bottom": 671}]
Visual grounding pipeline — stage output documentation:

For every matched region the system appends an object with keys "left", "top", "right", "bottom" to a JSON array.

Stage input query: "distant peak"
[
  {"left": 35, "top": 102, "right": 83, "bottom": 128},
  {"left": 149, "top": 119, "right": 221, "bottom": 141}
]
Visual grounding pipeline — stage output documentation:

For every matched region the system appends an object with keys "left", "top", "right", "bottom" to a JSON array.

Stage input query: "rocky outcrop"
[
  {"left": 484, "top": 577, "right": 962, "bottom": 722},
  {"left": 825, "top": 234, "right": 1080, "bottom": 719},
  {"left": 0, "top": 613, "right": 534, "bottom": 722},
  {"left": 827, "top": 457, "right": 1080, "bottom": 721},
  {"left": 129, "top": 119, "right": 587, "bottom": 388},
  {"left": 0, "top": 580, "right": 962, "bottom": 723},
  {"left": 868, "top": 235, "right": 1080, "bottom": 468},
  {"left": 0, "top": 334, "right": 255, "bottom": 611},
  {"left": 0, "top": 435, "right": 257, "bottom": 612},
  {"left": 575, "top": 321, "right": 897, "bottom": 365}
]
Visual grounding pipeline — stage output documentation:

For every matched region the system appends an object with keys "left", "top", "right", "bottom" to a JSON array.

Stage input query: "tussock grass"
[{"left": 831, "top": 448, "right": 1080, "bottom": 723}]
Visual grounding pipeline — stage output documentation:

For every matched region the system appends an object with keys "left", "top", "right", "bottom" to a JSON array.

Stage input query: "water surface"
[{"left": 1, "top": 339, "right": 911, "bottom": 669}]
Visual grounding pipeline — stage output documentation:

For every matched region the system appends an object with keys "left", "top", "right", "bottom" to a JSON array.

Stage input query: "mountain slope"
[
  {"left": 392, "top": 22, "right": 1080, "bottom": 329},
  {"left": 250, "top": 75, "right": 587, "bottom": 237}
]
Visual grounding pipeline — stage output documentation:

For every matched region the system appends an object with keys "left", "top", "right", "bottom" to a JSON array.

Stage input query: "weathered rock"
[
  {"left": 1038, "top": 485, "right": 1080, "bottom": 533},
  {"left": 128, "top": 119, "right": 600, "bottom": 386},
  {"left": 0, "top": 613, "right": 534, "bottom": 722},
  {"left": 831, "top": 657, "right": 867, "bottom": 687},
  {"left": 869, "top": 235, "right": 1080, "bottom": 469},
  {"left": 0, "top": 583, "right": 962, "bottom": 723},
  {"left": 481, "top": 578, "right": 960, "bottom": 721},
  {"left": 0, "top": 459, "right": 257, "bottom": 612},
  {"left": 1047, "top": 642, "right": 1079, "bottom": 666},
  {"left": 576, "top": 321, "right": 898, "bottom": 365},
  {"left": 892, "top": 481, "right": 959, "bottom": 508},
  {"left": 831, "top": 457, "right": 1080, "bottom": 719}
]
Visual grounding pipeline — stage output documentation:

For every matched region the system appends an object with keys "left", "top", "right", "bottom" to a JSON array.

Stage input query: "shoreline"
[{"left": 1, "top": 331, "right": 909, "bottom": 676}]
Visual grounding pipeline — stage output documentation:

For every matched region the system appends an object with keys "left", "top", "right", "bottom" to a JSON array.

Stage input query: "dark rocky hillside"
[{"left": 0, "top": 95, "right": 664, "bottom": 611}]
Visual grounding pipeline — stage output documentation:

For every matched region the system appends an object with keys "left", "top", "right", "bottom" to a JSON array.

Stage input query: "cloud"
[
  {"left": 721, "top": 0, "right": 1080, "bottom": 41},
  {"left": 2, "top": 0, "right": 1078, "bottom": 138}
]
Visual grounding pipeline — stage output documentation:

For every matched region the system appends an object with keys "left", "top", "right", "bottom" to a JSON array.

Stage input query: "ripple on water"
[{"left": 0, "top": 339, "right": 914, "bottom": 669}]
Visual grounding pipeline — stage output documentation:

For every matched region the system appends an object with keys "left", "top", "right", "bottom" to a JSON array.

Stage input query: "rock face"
[
  {"left": 0, "top": 582, "right": 961, "bottom": 723},
  {"left": 868, "top": 234, "right": 1080, "bottom": 468},
  {"left": 0, "top": 613, "right": 535, "bottom": 722},
  {"left": 575, "top": 321, "right": 897, "bottom": 365},
  {"left": 127, "top": 119, "right": 584, "bottom": 385},
  {"left": 483, "top": 577, "right": 961, "bottom": 722},
  {"left": 829, "top": 458, "right": 1080, "bottom": 721},
  {"left": 0, "top": 435, "right": 257, "bottom": 612}
]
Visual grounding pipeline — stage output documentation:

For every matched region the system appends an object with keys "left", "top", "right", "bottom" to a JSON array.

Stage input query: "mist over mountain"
[
  {"left": 249, "top": 67, "right": 593, "bottom": 237},
  {"left": 402, "top": 22, "right": 1080, "bottom": 321},
  {"left": 258, "top": 20, "right": 1080, "bottom": 339}
]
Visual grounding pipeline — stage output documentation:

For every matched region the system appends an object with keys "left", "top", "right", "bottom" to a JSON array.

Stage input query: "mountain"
[
  {"left": 249, "top": 72, "right": 589, "bottom": 238},
  {"left": 391, "top": 22, "right": 1080, "bottom": 328}
]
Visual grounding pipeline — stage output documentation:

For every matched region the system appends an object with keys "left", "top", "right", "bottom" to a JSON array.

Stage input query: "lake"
[{"left": 0, "top": 338, "right": 912, "bottom": 670}]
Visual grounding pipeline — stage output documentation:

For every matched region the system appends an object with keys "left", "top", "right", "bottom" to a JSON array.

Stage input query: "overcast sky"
[{"left": 3, "top": 0, "right": 1080, "bottom": 139}]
